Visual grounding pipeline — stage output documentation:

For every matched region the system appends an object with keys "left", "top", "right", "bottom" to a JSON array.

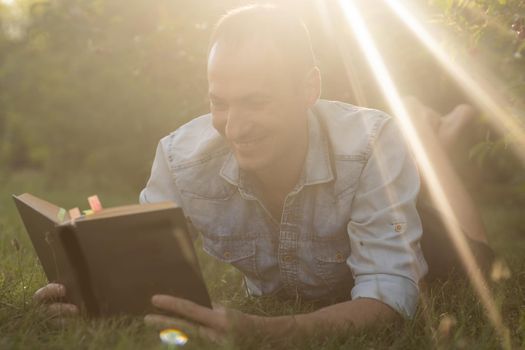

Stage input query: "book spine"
[{"left": 57, "top": 225, "right": 100, "bottom": 317}]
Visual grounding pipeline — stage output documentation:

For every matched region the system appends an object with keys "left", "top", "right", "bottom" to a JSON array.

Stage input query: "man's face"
[{"left": 207, "top": 40, "right": 310, "bottom": 174}]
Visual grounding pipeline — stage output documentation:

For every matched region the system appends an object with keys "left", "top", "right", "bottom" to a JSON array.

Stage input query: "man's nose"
[{"left": 224, "top": 108, "right": 253, "bottom": 140}]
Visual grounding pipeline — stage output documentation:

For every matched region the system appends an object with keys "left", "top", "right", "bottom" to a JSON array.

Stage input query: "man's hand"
[
  {"left": 144, "top": 295, "right": 401, "bottom": 344},
  {"left": 144, "top": 295, "right": 259, "bottom": 343},
  {"left": 33, "top": 283, "right": 79, "bottom": 321}
]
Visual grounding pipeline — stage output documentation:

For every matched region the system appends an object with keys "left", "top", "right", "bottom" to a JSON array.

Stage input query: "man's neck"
[{"left": 254, "top": 129, "right": 309, "bottom": 199}]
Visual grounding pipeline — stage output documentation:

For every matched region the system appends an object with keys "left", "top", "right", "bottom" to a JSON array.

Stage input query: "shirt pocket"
[
  {"left": 201, "top": 234, "right": 259, "bottom": 281},
  {"left": 174, "top": 159, "right": 237, "bottom": 201},
  {"left": 313, "top": 238, "right": 353, "bottom": 292},
  {"left": 177, "top": 182, "right": 237, "bottom": 235}
]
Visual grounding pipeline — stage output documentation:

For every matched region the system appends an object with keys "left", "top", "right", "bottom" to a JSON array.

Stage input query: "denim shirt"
[{"left": 139, "top": 99, "right": 428, "bottom": 318}]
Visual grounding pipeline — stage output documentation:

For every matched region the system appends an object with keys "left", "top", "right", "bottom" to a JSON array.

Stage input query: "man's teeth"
[{"left": 236, "top": 138, "right": 262, "bottom": 145}]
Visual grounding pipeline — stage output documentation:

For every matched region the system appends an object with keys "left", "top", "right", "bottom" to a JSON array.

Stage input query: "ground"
[{"left": 0, "top": 170, "right": 524, "bottom": 349}]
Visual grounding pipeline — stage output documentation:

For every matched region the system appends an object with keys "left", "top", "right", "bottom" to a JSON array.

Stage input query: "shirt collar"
[
  {"left": 302, "top": 107, "right": 335, "bottom": 186},
  {"left": 219, "top": 152, "right": 241, "bottom": 186},
  {"left": 219, "top": 106, "right": 334, "bottom": 189}
]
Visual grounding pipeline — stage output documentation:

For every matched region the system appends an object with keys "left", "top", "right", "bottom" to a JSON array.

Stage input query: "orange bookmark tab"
[
  {"left": 69, "top": 207, "right": 82, "bottom": 220},
  {"left": 88, "top": 195, "right": 103, "bottom": 212}
]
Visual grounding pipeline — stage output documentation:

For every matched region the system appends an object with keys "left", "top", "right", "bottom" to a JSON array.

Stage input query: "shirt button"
[
  {"left": 223, "top": 251, "right": 232, "bottom": 259},
  {"left": 335, "top": 252, "right": 345, "bottom": 263},
  {"left": 283, "top": 255, "right": 293, "bottom": 263}
]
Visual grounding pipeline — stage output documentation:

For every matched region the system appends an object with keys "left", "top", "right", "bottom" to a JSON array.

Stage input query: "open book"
[{"left": 13, "top": 193, "right": 211, "bottom": 317}]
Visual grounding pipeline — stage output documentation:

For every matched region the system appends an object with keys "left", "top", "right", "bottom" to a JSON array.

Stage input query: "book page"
[{"left": 14, "top": 193, "right": 69, "bottom": 224}]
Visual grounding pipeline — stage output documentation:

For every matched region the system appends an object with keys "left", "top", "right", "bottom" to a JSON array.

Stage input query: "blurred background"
[
  {"left": 0, "top": 1, "right": 524, "bottom": 347},
  {"left": 0, "top": 0, "right": 523, "bottom": 220}
]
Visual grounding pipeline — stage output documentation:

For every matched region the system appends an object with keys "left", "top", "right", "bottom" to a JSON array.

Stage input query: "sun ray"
[
  {"left": 312, "top": 0, "right": 439, "bottom": 346},
  {"left": 337, "top": 0, "right": 511, "bottom": 348},
  {"left": 312, "top": 0, "right": 368, "bottom": 106},
  {"left": 384, "top": 0, "right": 525, "bottom": 165}
]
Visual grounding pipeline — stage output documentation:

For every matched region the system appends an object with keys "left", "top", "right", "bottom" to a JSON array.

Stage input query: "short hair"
[{"left": 208, "top": 4, "right": 316, "bottom": 80}]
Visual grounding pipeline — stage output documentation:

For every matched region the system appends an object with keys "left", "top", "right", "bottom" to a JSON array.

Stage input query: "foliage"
[
  {"left": 428, "top": 0, "right": 525, "bottom": 188},
  {"left": 0, "top": 0, "right": 230, "bottom": 189},
  {"left": 0, "top": 0, "right": 523, "bottom": 194}
]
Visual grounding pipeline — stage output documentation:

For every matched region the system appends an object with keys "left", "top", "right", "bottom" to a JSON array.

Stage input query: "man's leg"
[{"left": 403, "top": 96, "right": 494, "bottom": 280}]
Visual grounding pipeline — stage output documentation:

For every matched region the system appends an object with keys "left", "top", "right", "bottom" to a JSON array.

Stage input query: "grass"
[{"left": 1, "top": 170, "right": 524, "bottom": 349}]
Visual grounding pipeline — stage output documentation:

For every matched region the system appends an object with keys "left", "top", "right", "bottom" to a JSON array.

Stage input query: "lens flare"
[
  {"left": 159, "top": 328, "right": 188, "bottom": 346},
  {"left": 337, "top": 0, "right": 510, "bottom": 348}
]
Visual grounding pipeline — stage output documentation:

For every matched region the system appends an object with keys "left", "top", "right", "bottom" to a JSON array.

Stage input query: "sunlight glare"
[
  {"left": 313, "top": 0, "right": 368, "bottom": 106},
  {"left": 1, "top": 0, "right": 16, "bottom": 6},
  {"left": 337, "top": 1, "right": 511, "bottom": 348},
  {"left": 384, "top": 0, "right": 525, "bottom": 165}
]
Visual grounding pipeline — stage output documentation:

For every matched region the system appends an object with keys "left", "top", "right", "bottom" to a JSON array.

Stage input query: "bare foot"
[
  {"left": 403, "top": 96, "right": 489, "bottom": 244},
  {"left": 438, "top": 104, "right": 478, "bottom": 152},
  {"left": 403, "top": 96, "right": 442, "bottom": 134}
]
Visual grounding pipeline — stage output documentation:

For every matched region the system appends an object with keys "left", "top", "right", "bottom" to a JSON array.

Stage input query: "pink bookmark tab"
[
  {"left": 88, "top": 195, "right": 103, "bottom": 212},
  {"left": 69, "top": 207, "right": 82, "bottom": 220}
]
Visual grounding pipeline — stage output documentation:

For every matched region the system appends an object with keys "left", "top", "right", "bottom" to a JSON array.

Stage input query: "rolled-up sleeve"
[
  {"left": 347, "top": 117, "right": 428, "bottom": 318},
  {"left": 139, "top": 138, "right": 181, "bottom": 206}
]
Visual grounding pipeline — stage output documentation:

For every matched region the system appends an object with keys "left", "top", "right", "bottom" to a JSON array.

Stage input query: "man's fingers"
[
  {"left": 34, "top": 285, "right": 79, "bottom": 323},
  {"left": 152, "top": 295, "right": 226, "bottom": 330},
  {"left": 145, "top": 314, "right": 196, "bottom": 331},
  {"left": 33, "top": 283, "right": 66, "bottom": 304},
  {"left": 46, "top": 303, "right": 79, "bottom": 318}
]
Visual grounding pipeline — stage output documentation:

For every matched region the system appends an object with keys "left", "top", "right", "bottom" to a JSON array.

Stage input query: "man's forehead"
[
  {"left": 207, "top": 39, "right": 287, "bottom": 76},
  {"left": 207, "top": 40, "right": 294, "bottom": 99}
]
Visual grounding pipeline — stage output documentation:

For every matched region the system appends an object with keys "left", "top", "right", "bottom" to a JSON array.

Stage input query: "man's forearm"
[{"left": 254, "top": 298, "right": 399, "bottom": 339}]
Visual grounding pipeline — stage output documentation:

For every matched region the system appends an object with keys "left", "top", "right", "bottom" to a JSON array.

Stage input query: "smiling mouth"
[{"left": 233, "top": 136, "right": 266, "bottom": 147}]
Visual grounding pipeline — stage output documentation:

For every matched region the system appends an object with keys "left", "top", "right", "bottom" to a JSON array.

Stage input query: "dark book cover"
[{"left": 13, "top": 193, "right": 211, "bottom": 317}]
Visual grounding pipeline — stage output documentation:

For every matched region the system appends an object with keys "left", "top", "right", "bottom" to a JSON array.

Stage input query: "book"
[{"left": 12, "top": 193, "right": 212, "bottom": 317}]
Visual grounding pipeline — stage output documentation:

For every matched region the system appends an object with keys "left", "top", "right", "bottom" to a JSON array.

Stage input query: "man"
[{"left": 34, "top": 4, "right": 491, "bottom": 341}]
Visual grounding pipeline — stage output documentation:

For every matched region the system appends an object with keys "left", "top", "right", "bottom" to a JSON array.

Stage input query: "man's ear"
[{"left": 304, "top": 66, "right": 321, "bottom": 108}]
